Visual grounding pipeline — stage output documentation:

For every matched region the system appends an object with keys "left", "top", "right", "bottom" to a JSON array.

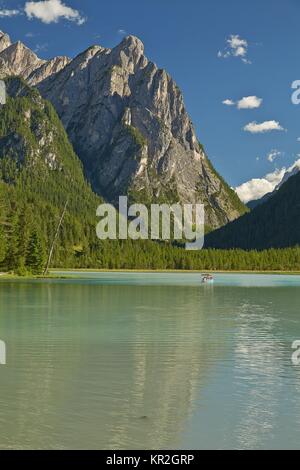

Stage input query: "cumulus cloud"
[
  {"left": 24, "top": 0, "right": 86, "bottom": 25},
  {"left": 218, "top": 34, "right": 251, "bottom": 64},
  {"left": 222, "top": 99, "right": 235, "bottom": 106},
  {"left": 236, "top": 168, "right": 286, "bottom": 203},
  {"left": 244, "top": 120, "right": 285, "bottom": 134},
  {"left": 236, "top": 159, "right": 300, "bottom": 203},
  {"left": 0, "top": 9, "right": 21, "bottom": 17},
  {"left": 237, "top": 96, "right": 262, "bottom": 109},
  {"left": 223, "top": 95, "right": 263, "bottom": 109}
]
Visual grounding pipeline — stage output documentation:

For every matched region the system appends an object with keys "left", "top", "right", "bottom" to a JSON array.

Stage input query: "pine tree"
[
  {"left": 26, "top": 230, "right": 46, "bottom": 275},
  {"left": 5, "top": 208, "right": 21, "bottom": 271},
  {"left": 0, "top": 225, "right": 6, "bottom": 264}
]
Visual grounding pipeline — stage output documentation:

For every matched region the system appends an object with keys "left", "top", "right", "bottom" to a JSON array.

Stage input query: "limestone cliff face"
[
  {"left": 0, "top": 33, "right": 246, "bottom": 229},
  {"left": 0, "top": 31, "right": 11, "bottom": 53},
  {"left": 0, "top": 41, "right": 45, "bottom": 79},
  {"left": 0, "top": 32, "right": 69, "bottom": 85},
  {"left": 27, "top": 56, "right": 71, "bottom": 86}
]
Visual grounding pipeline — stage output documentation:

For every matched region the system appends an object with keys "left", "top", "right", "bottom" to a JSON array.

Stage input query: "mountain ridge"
[
  {"left": 246, "top": 160, "right": 300, "bottom": 210},
  {"left": 206, "top": 169, "right": 300, "bottom": 250},
  {"left": 0, "top": 31, "right": 247, "bottom": 230}
]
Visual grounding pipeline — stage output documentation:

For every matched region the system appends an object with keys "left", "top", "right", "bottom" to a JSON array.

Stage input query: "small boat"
[{"left": 201, "top": 274, "right": 214, "bottom": 284}]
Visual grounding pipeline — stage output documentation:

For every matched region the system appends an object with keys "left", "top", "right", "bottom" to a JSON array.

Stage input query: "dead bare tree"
[{"left": 43, "top": 200, "right": 69, "bottom": 276}]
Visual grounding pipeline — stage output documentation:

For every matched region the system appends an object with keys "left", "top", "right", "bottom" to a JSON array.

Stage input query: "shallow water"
[{"left": 0, "top": 273, "right": 300, "bottom": 449}]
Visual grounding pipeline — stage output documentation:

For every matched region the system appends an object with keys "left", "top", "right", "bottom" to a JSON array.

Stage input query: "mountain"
[
  {"left": 0, "top": 77, "right": 237, "bottom": 273},
  {"left": 0, "top": 32, "right": 69, "bottom": 85},
  {"left": 276, "top": 161, "right": 300, "bottom": 188},
  {"left": 246, "top": 160, "right": 300, "bottom": 210},
  {"left": 0, "top": 41, "right": 45, "bottom": 79},
  {"left": 205, "top": 171, "right": 300, "bottom": 250},
  {"left": 0, "top": 31, "right": 246, "bottom": 230},
  {"left": 246, "top": 192, "right": 272, "bottom": 210}
]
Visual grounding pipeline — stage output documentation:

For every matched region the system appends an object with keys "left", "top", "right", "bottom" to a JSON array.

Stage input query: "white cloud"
[
  {"left": 24, "top": 0, "right": 86, "bottom": 25},
  {"left": 244, "top": 120, "right": 285, "bottom": 134},
  {"left": 236, "top": 168, "right": 286, "bottom": 203},
  {"left": 267, "top": 149, "right": 282, "bottom": 163},
  {"left": 118, "top": 29, "right": 127, "bottom": 35},
  {"left": 222, "top": 99, "right": 235, "bottom": 106},
  {"left": 224, "top": 95, "right": 263, "bottom": 109},
  {"left": 0, "top": 9, "right": 21, "bottom": 17},
  {"left": 237, "top": 96, "right": 262, "bottom": 109},
  {"left": 236, "top": 159, "right": 300, "bottom": 203},
  {"left": 228, "top": 35, "right": 247, "bottom": 53},
  {"left": 218, "top": 34, "right": 251, "bottom": 64}
]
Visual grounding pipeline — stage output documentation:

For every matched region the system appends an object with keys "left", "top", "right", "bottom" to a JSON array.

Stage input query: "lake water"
[{"left": 0, "top": 273, "right": 300, "bottom": 450}]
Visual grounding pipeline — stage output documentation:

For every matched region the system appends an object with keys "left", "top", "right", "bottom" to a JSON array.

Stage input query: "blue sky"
[{"left": 1, "top": 0, "right": 300, "bottom": 201}]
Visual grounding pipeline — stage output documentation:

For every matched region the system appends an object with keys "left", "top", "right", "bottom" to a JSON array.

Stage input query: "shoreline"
[
  {"left": 51, "top": 268, "right": 300, "bottom": 275},
  {"left": 1, "top": 269, "right": 300, "bottom": 280}
]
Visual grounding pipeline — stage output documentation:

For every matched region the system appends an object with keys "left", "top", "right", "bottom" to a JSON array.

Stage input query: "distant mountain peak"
[
  {"left": 245, "top": 159, "right": 300, "bottom": 210},
  {"left": 120, "top": 35, "right": 145, "bottom": 50},
  {"left": 0, "top": 30, "right": 10, "bottom": 38},
  {"left": 275, "top": 159, "right": 300, "bottom": 191},
  {"left": 0, "top": 40, "right": 45, "bottom": 79},
  {"left": 0, "top": 31, "right": 11, "bottom": 53}
]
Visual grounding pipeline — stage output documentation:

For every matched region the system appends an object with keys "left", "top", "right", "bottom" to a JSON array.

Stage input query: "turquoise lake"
[{"left": 0, "top": 273, "right": 300, "bottom": 450}]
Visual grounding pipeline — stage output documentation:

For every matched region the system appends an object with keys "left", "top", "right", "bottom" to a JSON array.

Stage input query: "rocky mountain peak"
[
  {"left": 0, "top": 41, "right": 45, "bottom": 79},
  {"left": 112, "top": 35, "right": 147, "bottom": 72},
  {"left": 0, "top": 33, "right": 246, "bottom": 229},
  {"left": 0, "top": 31, "right": 11, "bottom": 53},
  {"left": 119, "top": 35, "right": 145, "bottom": 54}
]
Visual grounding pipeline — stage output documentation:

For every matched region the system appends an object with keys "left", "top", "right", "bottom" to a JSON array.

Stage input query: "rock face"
[
  {"left": 0, "top": 32, "right": 70, "bottom": 85},
  {"left": 0, "top": 41, "right": 45, "bottom": 79},
  {"left": 27, "top": 56, "right": 71, "bottom": 86},
  {"left": 0, "top": 31, "right": 11, "bottom": 53},
  {"left": 0, "top": 32, "right": 246, "bottom": 229}
]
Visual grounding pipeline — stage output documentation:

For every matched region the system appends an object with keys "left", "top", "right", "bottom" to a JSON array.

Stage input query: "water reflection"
[
  {"left": 0, "top": 281, "right": 223, "bottom": 449},
  {"left": 0, "top": 279, "right": 299, "bottom": 449}
]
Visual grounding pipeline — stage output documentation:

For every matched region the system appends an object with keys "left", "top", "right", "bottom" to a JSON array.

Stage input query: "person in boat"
[{"left": 201, "top": 274, "right": 214, "bottom": 283}]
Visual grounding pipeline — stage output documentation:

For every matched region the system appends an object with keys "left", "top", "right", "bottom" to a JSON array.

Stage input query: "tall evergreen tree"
[{"left": 26, "top": 230, "right": 46, "bottom": 275}]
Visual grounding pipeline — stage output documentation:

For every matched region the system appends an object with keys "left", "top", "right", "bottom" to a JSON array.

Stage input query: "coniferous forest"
[
  {"left": 0, "top": 77, "right": 299, "bottom": 275},
  {"left": 2, "top": 169, "right": 300, "bottom": 275}
]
